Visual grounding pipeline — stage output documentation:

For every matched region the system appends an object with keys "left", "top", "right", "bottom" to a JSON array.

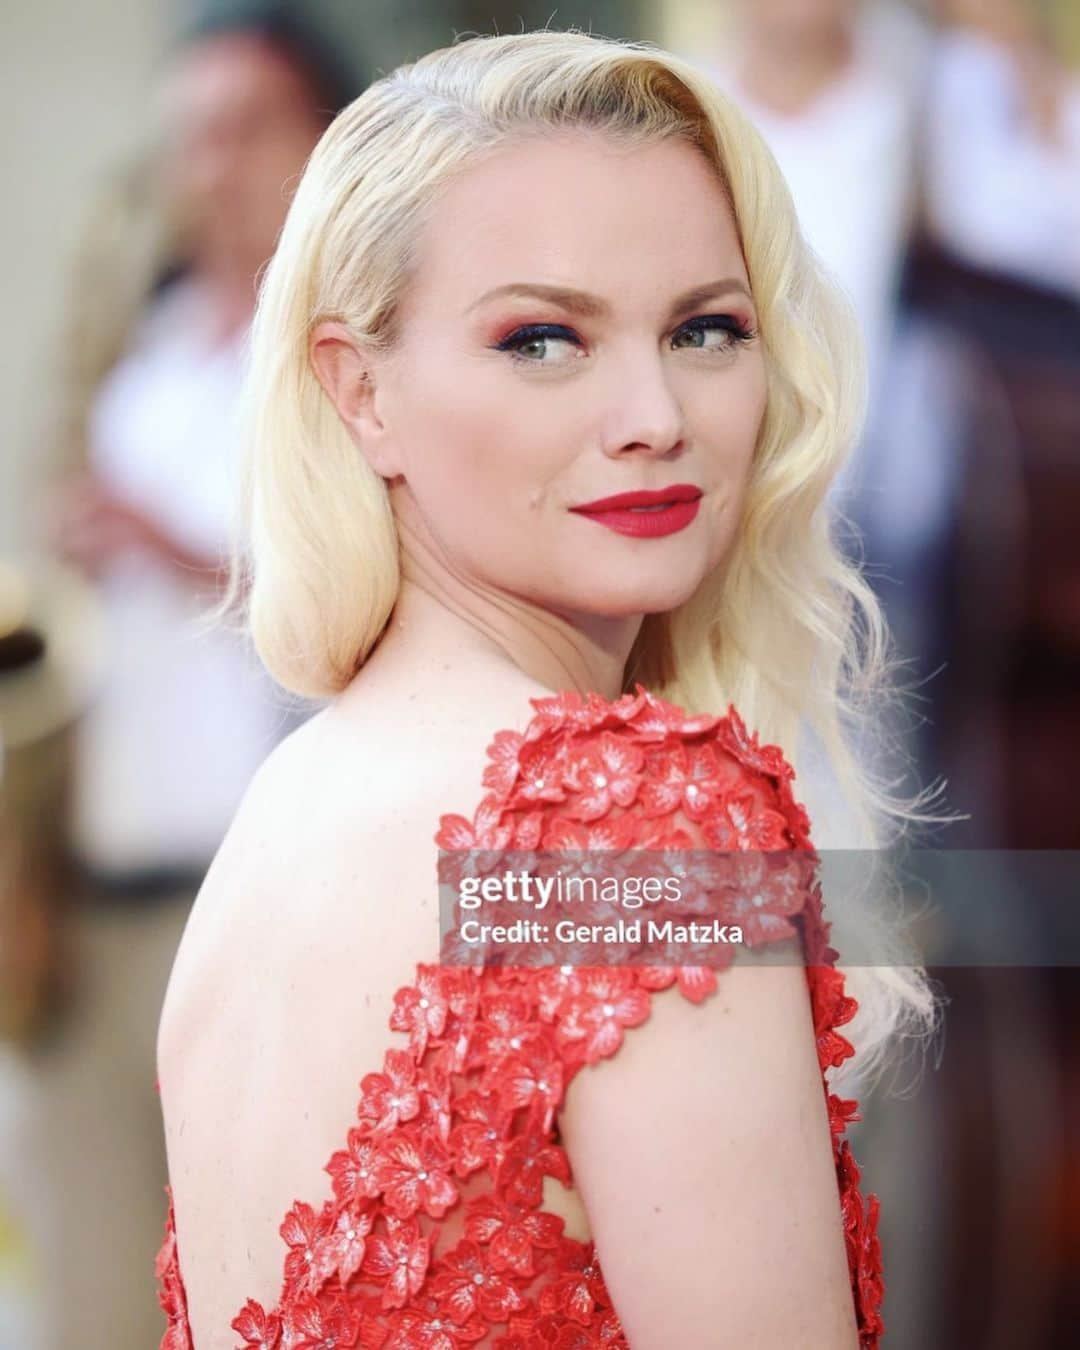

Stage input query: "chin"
[{"left": 569, "top": 570, "right": 707, "bottom": 620}]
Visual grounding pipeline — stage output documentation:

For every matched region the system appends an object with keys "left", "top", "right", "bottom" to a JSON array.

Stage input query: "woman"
[{"left": 154, "top": 30, "right": 937, "bottom": 1349}]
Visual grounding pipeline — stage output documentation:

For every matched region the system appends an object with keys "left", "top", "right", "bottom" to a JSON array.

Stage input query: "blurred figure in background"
[
  {"left": 4, "top": 7, "right": 356, "bottom": 1346},
  {"left": 689, "top": 0, "right": 933, "bottom": 468},
  {"left": 49, "top": 7, "right": 355, "bottom": 882},
  {"left": 684, "top": 2, "right": 951, "bottom": 791},
  {"left": 909, "top": 16, "right": 1080, "bottom": 1338},
  {"left": 925, "top": 0, "right": 1080, "bottom": 298},
  {"left": 906, "top": 0, "right": 1080, "bottom": 854}
]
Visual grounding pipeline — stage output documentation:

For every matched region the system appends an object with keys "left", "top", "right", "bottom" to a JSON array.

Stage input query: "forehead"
[{"left": 404, "top": 131, "right": 747, "bottom": 314}]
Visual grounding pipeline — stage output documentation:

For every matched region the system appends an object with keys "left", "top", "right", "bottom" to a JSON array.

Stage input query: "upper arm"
[
  {"left": 558, "top": 947, "right": 858, "bottom": 1348},
  {"left": 487, "top": 697, "right": 862, "bottom": 1346}
]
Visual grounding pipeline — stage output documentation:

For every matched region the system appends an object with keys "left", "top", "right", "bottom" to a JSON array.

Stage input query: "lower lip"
[{"left": 570, "top": 498, "right": 701, "bottom": 538}]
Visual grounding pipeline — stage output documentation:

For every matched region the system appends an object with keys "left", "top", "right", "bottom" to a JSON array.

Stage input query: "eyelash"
[{"left": 493, "top": 315, "right": 759, "bottom": 365}]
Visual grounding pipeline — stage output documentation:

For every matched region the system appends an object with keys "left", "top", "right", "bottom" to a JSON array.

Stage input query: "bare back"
[{"left": 156, "top": 666, "right": 594, "bottom": 1348}]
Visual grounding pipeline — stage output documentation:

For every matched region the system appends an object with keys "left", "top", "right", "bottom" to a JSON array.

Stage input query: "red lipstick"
[{"left": 568, "top": 484, "right": 703, "bottom": 539}]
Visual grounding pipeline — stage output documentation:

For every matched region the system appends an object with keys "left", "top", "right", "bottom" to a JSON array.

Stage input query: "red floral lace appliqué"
[{"left": 154, "top": 684, "right": 884, "bottom": 1348}]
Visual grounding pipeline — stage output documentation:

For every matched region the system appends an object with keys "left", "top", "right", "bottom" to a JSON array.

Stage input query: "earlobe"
[{"left": 309, "top": 321, "right": 402, "bottom": 478}]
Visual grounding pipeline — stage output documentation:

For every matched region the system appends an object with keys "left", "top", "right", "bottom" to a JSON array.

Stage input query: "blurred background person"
[
  {"left": 924, "top": 0, "right": 1080, "bottom": 298},
  {"left": 47, "top": 5, "right": 357, "bottom": 885},
  {"left": 2, "top": 6, "right": 357, "bottom": 1346},
  {"left": 680, "top": 0, "right": 1079, "bottom": 836},
  {"left": 908, "top": 12, "right": 1080, "bottom": 1339},
  {"left": 688, "top": 0, "right": 932, "bottom": 438},
  {"left": 680, "top": 2, "right": 951, "bottom": 795},
  {"left": 902, "top": 0, "right": 1080, "bottom": 852}
]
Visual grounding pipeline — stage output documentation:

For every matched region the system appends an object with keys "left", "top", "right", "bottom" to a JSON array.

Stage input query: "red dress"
[{"left": 154, "top": 685, "right": 884, "bottom": 1348}]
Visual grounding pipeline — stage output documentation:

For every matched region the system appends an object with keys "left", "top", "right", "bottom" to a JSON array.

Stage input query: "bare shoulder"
[
  {"left": 158, "top": 679, "right": 546, "bottom": 1045},
  {"left": 154, "top": 712, "right": 326, "bottom": 1063},
  {"left": 153, "top": 677, "right": 556, "bottom": 1344}
]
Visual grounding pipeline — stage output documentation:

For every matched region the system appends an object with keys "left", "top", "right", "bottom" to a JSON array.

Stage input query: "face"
[
  {"left": 162, "top": 32, "right": 328, "bottom": 274},
  {"left": 338, "top": 131, "right": 767, "bottom": 626}
]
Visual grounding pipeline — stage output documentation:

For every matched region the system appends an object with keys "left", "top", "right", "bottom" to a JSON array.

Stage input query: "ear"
[{"left": 309, "top": 321, "right": 403, "bottom": 478}]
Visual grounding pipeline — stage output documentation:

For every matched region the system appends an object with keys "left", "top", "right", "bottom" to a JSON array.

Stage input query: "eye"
[
  {"left": 494, "top": 323, "right": 583, "bottom": 365},
  {"left": 671, "top": 315, "right": 758, "bottom": 353}
]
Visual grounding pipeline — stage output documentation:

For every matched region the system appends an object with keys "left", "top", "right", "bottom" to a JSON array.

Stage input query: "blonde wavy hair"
[{"left": 211, "top": 29, "right": 946, "bottom": 1085}]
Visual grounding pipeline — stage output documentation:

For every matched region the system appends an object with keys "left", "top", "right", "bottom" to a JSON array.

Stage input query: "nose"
[{"left": 600, "top": 354, "right": 685, "bottom": 460}]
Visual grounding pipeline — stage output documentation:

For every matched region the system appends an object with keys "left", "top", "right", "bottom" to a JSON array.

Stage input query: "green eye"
[
  {"left": 496, "top": 324, "right": 582, "bottom": 363},
  {"left": 673, "top": 316, "right": 757, "bottom": 351}
]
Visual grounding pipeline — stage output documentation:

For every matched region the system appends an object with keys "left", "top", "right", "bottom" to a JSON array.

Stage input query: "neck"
[
  {"left": 363, "top": 482, "right": 640, "bottom": 702},
  {"left": 737, "top": 24, "right": 856, "bottom": 117}
]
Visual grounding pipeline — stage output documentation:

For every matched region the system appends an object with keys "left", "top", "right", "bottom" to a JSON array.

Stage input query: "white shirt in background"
[
  {"left": 72, "top": 277, "right": 304, "bottom": 875},
  {"left": 924, "top": 26, "right": 1080, "bottom": 301},
  {"left": 692, "top": 29, "right": 924, "bottom": 433}
]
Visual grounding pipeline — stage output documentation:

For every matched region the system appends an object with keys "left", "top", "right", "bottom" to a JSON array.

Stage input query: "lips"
[
  {"left": 568, "top": 484, "right": 703, "bottom": 540},
  {"left": 569, "top": 484, "right": 703, "bottom": 513}
]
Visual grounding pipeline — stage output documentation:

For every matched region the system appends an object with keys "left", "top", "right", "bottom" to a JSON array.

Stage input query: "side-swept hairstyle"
[{"left": 214, "top": 29, "right": 945, "bottom": 1082}]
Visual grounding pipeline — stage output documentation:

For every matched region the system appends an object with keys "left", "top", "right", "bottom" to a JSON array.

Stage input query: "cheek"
[
  {"left": 391, "top": 365, "right": 563, "bottom": 558},
  {"left": 398, "top": 375, "right": 515, "bottom": 500},
  {"left": 695, "top": 358, "right": 767, "bottom": 482},
  {"left": 695, "top": 362, "right": 767, "bottom": 562}
]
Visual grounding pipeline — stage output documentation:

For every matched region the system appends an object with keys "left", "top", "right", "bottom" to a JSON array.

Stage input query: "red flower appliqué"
[{"left": 155, "top": 685, "right": 885, "bottom": 1349}]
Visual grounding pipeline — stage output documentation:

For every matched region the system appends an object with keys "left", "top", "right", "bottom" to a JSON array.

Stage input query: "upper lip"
[{"left": 569, "top": 484, "right": 703, "bottom": 512}]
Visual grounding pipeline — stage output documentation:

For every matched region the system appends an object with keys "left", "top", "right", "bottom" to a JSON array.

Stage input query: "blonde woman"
[{"left": 154, "top": 30, "right": 938, "bottom": 1349}]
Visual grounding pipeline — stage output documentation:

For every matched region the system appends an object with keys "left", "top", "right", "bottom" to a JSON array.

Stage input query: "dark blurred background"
[{"left": 1, "top": 1, "right": 1078, "bottom": 1346}]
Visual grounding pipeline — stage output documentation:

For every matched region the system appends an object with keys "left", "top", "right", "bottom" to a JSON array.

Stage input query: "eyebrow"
[{"left": 465, "top": 277, "right": 753, "bottom": 318}]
